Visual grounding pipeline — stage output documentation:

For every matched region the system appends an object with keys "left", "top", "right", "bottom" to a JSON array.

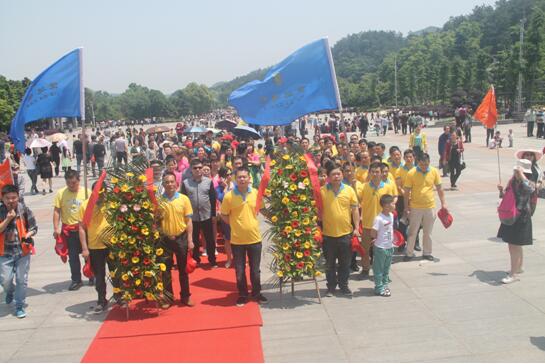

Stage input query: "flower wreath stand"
[{"left": 259, "top": 147, "right": 325, "bottom": 304}]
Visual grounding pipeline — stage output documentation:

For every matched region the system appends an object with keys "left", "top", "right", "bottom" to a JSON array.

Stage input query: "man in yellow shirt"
[
  {"left": 320, "top": 161, "right": 360, "bottom": 297},
  {"left": 53, "top": 170, "right": 91, "bottom": 291},
  {"left": 403, "top": 153, "right": 448, "bottom": 261},
  {"left": 220, "top": 166, "right": 267, "bottom": 307},
  {"left": 78, "top": 184, "right": 111, "bottom": 313},
  {"left": 395, "top": 149, "right": 417, "bottom": 249},
  {"left": 160, "top": 171, "right": 194, "bottom": 308},
  {"left": 359, "top": 162, "right": 397, "bottom": 277},
  {"left": 355, "top": 151, "right": 371, "bottom": 183}
]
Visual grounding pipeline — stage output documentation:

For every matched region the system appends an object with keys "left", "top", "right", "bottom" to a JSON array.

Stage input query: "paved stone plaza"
[{"left": 1, "top": 122, "right": 544, "bottom": 362}]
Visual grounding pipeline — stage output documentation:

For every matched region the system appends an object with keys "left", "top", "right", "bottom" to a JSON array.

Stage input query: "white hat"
[
  {"left": 515, "top": 149, "right": 543, "bottom": 161},
  {"left": 514, "top": 159, "right": 532, "bottom": 174}
]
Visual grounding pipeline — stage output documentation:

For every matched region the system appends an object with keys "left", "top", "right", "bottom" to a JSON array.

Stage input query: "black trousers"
[
  {"left": 449, "top": 160, "right": 462, "bottom": 187},
  {"left": 192, "top": 219, "right": 216, "bottom": 265},
  {"left": 27, "top": 170, "right": 38, "bottom": 193},
  {"left": 232, "top": 242, "right": 262, "bottom": 297},
  {"left": 52, "top": 157, "right": 60, "bottom": 176},
  {"left": 527, "top": 122, "right": 534, "bottom": 137},
  {"left": 537, "top": 123, "right": 545, "bottom": 139},
  {"left": 89, "top": 248, "right": 113, "bottom": 303},
  {"left": 67, "top": 230, "right": 82, "bottom": 283},
  {"left": 116, "top": 151, "right": 127, "bottom": 165},
  {"left": 323, "top": 234, "right": 352, "bottom": 290},
  {"left": 163, "top": 233, "right": 190, "bottom": 301},
  {"left": 401, "top": 123, "right": 408, "bottom": 135}
]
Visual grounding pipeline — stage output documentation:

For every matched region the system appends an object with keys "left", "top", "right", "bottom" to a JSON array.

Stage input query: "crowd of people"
[{"left": 0, "top": 111, "right": 543, "bottom": 319}]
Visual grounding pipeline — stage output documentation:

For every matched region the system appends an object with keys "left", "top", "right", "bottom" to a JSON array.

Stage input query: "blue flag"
[
  {"left": 228, "top": 38, "right": 340, "bottom": 126},
  {"left": 10, "top": 48, "right": 84, "bottom": 152}
]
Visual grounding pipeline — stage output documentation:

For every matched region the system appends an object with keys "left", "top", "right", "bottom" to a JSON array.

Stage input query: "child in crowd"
[
  {"left": 508, "top": 129, "right": 514, "bottom": 148},
  {"left": 370, "top": 194, "right": 395, "bottom": 297}
]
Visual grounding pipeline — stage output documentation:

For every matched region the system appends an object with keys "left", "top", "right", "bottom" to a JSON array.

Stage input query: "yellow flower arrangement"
[
  {"left": 284, "top": 226, "right": 293, "bottom": 234},
  {"left": 300, "top": 195, "right": 307, "bottom": 201},
  {"left": 156, "top": 248, "right": 164, "bottom": 256},
  {"left": 291, "top": 211, "right": 298, "bottom": 218},
  {"left": 142, "top": 201, "right": 151, "bottom": 209},
  {"left": 143, "top": 246, "right": 152, "bottom": 254},
  {"left": 303, "top": 178, "right": 310, "bottom": 186},
  {"left": 271, "top": 216, "right": 278, "bottom": 223},
  {"left": 138, "top": 174, "right": 147, "bottom": 182},
  {"left": 289, "top": 184, "right": 297, "bottom": 191},
  {"left": 156, "top": 282, "right": 164, "bottom": 291},
  {"left": 135, "top": 279, "right": 142, "bottom": 286},
  {"left": 270, "top": 159, "right": 276, "bottom": 166},
  {"left": 282, "top": 154, "right": 290, "bottom": 160},
  {"left": 276, "top": 271, "right": 284, "bottom": 277},
  {"left": 110, "top": 236, "right": 118, "bottom": 244},
  {"left": 159, "top": 263, "right": 167, "bottom": 272},
  {"left": 120, "top": 184, "right": 130, "bottom": 192},
  {"left": 144, "top": 271, "right": 154, "bottom": 277},
  {"left": 131, "top": 256, "right": 140, "bottom": 264},
  {"left": 296, "top": 251, "right": 303, "bottom": 259},
  {"left": 294, "top": 230, "right": 302, "bottom": 237},
  {"left": 118, "top": 251, "right": 126, "bottom": 259},
  {"left": 110, "top": 177, "right": 119, "bottom": 184},
  {"left": 285, "top": 164, "right": 293, "bottom": 170},
  {"left": 128, "top": 236, "right": 136, "bottom": 245},
  {"left": 302, "top": 217, "right": 310, "bottom": 225},
  {"left": 126, "top": 172, "right": 135, "bottom": 177},
  {"left": 119, "top": 233, "right": 128, "bottom": 241},
  {"left": 141, "top": 227, "right": 150, "bottom": 235},
  {"left": 265, "top": 188, "right": 272, "bottom": 197},
  {"left": 282, "top": 243, "right": 290, "bottom": 251},
  {"left": 282, "top": 196, "right": 290, "bottom": 205},
  {"left": 304, "top": 241, "right": 311, "bottom": 249},
  {"left": 122, "top": 274, "right": 129, "bottom": 281},
  {"left": 113, "top": 287, "right": 121, "bottom": 293}
]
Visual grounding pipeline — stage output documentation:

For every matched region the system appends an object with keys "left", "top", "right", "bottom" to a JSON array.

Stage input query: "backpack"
[{"left": 498, "top": 180, "right": 519, "bottom": 225}]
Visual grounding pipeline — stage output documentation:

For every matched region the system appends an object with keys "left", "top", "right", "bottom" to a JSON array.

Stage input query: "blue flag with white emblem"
[
  {"left": 10, "top": 48, "right": 84, "bottom": 152},
  {"left": 228, "top": 38, "right": 340, "bottom": 126}
]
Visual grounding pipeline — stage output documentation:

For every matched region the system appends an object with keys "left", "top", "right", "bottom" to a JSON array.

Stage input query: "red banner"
[
  {"left": 82, "top": 170, "right": 107, "bottom": 228},
  {"left": 304, "top": 153, "right": 323, "bottom": 217},
  {"left": 145, "top": 168, "right": 159, "bottom": 209},
  {"left": 255, "top": 155, "right": 271, "bottom": 214},
  {"left": 0, "top": 159, "right": 14, "bottom": 192}
]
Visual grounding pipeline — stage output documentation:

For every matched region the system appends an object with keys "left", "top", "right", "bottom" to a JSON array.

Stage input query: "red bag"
[
  {"left": 83, "top": 258, "right": 94, "bottom": 279},
  {"left": 55, "top": 236, "right": 68, "bottom": 263},
  {"left": 437, "top": 208, "right": 453, "bottom": 229},
  {"left": 393, "top": 229, "right": 405, "bottom": 247},
  {"left": 186, "top": 252, "right": 197, "bottom": 274},
  {"left": 351, "top": 235, "right": 365, "bottom": 256}
]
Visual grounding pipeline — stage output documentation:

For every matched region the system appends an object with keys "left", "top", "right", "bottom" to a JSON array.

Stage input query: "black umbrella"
[
  {"left": 216, "top": 119, "right": 237, "bottom": 130},
  {"left": 233, "top": 125, "right": 261, "bottom": 140}
]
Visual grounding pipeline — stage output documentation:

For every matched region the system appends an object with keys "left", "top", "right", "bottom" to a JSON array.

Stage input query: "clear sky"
[{"left": 1, "top": 0, "right": 497, "bottom": 94}]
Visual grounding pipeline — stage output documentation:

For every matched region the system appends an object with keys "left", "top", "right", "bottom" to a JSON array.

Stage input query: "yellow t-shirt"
[
  {"left": 355, "top": 166, "right": 369, "bottom": 184},
  {"left": 54, "top": 187, "right": 91, "bottom": 225},
  {"left": 160, "top": 192, "right": 193, "bottom": 236},
  {"left": 404, "top": 167, "right": 441, "bottom": 209},
  {"left": 359, "top": 180, "right": 397, "bottom": 229},
  {"left": 389, "top": 164, "right": 401, "bottom": 179},
  {"left": 385, "top": 176, "right": 399, "bottom": 196},
  {"left": 212, "top": 140, "right": 221, "bottom": 153},
  {"left": 320, "top": 183, "right": 358, "bottom": 238},
  {"left": 396, "top": 164, "right": 415, "bottom": 188},
  {"left": 78, "top": 199, "right": 109, "bottom": 249},
  {"left": 220, "top": 187, "right": 261, "bottom": 245}
]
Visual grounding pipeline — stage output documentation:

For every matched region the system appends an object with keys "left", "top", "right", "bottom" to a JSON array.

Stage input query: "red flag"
[
  {"left": 474, "top": 86, "right": 497, "bottom": 129},
  {"left": 82, "top": 170, "right": 107, "bottom": 228},
  {"left": 0, "top": 159, "right": 14, "bottom": 192},
  {"left": 255, "top": 156, "right": 271, "bottom": 214}
]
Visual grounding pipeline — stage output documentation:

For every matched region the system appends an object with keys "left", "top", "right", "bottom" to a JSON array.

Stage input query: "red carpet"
[{"left": 82, "top": 254, "right": 264, "bottom": 363}]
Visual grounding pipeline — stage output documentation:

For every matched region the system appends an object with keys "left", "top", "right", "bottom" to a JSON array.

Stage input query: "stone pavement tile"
[
  {"left": 426, "top": 347, "right": 545, "bottom": 362},
  {"left": 338, "top": 323, "right": 455, "bottom": 350},
  {"left": 8, "top": 338, "right": 92, "bottom": 363},
  {"left": 422, "top": 289, "right": 542, "bottom": 323},
  {"left": 445, "top": 312, "right": 545, "bottom": 338},
  {"left": 347, "top": 337, "right": 470, "bottom": 362},
  {"left": 260, "top": 304, "right": 329, "bottom": 325},
  {"left": 0, "top": 311, "right": 49, "bottom": 332},
  {"left": 261, "top": 319, "right": 336, "bottom": 341},
  {"left": 411, "top": 280, "right": 499, "bottom": 298},
  {"left": 263, "top": 334, "right": 347, "bottom": 363}
]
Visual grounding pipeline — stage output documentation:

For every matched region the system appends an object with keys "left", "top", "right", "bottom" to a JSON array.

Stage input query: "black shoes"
[
  {"left": 68, "top": 281, "right": 83, "bottom": 291},
  {"left": 422, "top": 255, "right": 435, "bottom": 261},
  {"left": 340, "top": 287, "right": 353, "bottom": 296},
  {"left": 253, "top": 294, "right": 268, "bottom": 304},
  {"left": 325, "top": 289, "right": 335, "bottom": 297},
  {"left": 360, "top": 269, "right": 370, "bottom": 279},
  {"left": 94, "top": 301, "right": 108, "bottom": 313},
  {"left": 414, "top": 244, "right": 422, "bottom": 252},
  {"left": 403, "top": 255, "right": 415, "bottom": 262},
  {"left": 236, "top": 296, "right": 248, "bottom": 307}
]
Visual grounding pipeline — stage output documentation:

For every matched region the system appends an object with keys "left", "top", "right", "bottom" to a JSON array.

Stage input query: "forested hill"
[{"left": 213, "top": 0, "right": 545, "bottom": 110}]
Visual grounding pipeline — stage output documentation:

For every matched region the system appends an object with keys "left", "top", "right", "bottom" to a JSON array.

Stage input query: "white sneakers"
[{"left": 501, "top": 275, "right": 520, "bottom": 284}]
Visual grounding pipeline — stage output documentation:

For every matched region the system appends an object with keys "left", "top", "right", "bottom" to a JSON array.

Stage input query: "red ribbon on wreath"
[
  {"left": 255, "top": 156, "right": 271, "bottom": 214},
  {"left": 145, "top": 167, "right": 159, "bottom": 210},
  {"left": 304, "top": 153, "right": 323, "bottom": 217},
  {"left": 82, "top": 170, "right": 107, "bottom": 228}
]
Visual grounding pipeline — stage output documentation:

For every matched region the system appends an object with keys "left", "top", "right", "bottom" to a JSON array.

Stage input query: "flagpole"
[
  {"left": 496, "top": 145, "right": 502, "bottom": 185},
  {"left": 324, "top": 37, "right": 343, "bottom": 140},
  {"left": 78, "top": 47, "right": 88, "bottom": 199}
]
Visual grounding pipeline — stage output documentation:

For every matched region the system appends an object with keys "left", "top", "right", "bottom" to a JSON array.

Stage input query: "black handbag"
[{"left": 460, "top": 153, "right": 466, "bottom": 170}]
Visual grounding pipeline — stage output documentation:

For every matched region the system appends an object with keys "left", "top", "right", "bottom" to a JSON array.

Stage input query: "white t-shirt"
[
  {"left": 23, "top": 154, "right": 36, "bottom": 170},
  {"left": 372, "top": 212, "right": 394, "bottom": 249}
]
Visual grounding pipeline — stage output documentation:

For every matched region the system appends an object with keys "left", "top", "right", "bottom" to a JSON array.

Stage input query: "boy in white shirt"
[{"left": 371, "top": 194, "right": 396, "bottom": 297}]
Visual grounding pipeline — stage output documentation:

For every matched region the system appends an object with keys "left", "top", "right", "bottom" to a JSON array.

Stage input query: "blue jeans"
[
  {"left": 0, "top": 253, "right": 31, "bottom": 308},
  {"left": 372, "top": 247, "right": 393, "bottom": 294}
]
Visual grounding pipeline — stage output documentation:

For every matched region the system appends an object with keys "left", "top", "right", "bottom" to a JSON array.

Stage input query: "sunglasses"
[{"left": 192, "top": 166, "right": 202, "bottom": 170}]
